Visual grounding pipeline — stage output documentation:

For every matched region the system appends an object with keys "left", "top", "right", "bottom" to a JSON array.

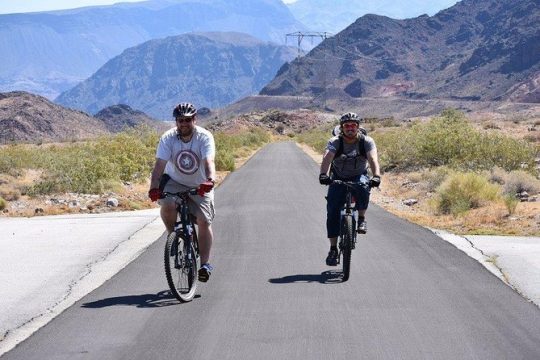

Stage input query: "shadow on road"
[
  {"left": 81, "top": 290, "right": 200, "bottom": 308},
  {"left": 268, "top": 270, "right": 343, "bottom": 284}
]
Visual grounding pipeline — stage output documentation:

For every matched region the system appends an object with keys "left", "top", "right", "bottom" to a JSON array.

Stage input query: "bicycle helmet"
[
  {"left": 173, "top": 102, "right": 197, "bottom": 118},
  {"left": 339, "top": 112, "right": 360, "bottom": 124}
]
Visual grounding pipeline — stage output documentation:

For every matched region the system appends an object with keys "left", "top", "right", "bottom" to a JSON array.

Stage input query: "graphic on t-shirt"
[{"left": 175, "top": 150, "right": 199, "bottom": 175}]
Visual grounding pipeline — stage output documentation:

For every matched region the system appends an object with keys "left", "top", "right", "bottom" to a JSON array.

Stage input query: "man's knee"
[{"left": 160, "top": 203, "right": 176, "bottom": 217}]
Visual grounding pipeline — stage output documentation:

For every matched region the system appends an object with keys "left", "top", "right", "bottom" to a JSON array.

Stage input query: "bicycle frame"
[
  {"left": 331, "top": 179, "right": 369, "bottom": 281},
  {"left": 163, "top": 190, "right": 200, "bottom": 264},
  {"left": 333, "top": 180, "right": 359, "bottom": 250},
  {"left": 162, "top": 189, "right": 201, "bottom": 302}
]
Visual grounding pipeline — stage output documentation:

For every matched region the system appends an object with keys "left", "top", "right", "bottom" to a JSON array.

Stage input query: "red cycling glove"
[
  {"left": 148, "top": 188, "right": 162, "bottom": 202},
  {"left": 197, "top": 180, "right": 214, "bottom": 196}
]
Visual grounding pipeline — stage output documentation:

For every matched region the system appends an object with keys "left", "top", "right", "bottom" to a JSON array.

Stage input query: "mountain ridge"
[
  {"left": 56, "top": 32, "right": 297, "bottom": 119},
  {"left": 0, "top": 0, "right": 305, "bottom": 99},
  {"left": 261, "top": 0, "right": 540, "bottom": 104}
]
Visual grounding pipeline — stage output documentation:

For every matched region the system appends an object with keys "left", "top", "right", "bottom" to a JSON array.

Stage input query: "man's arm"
[
  {"left": 203, "top": 156, "right": 216, "bottom": 182},
  {"left": 320, "top": 150, "right": 335, "bottom": 175},
  {"left": 150, "top": 158, "right": 167, "bottom": 190},
  {"left": 366, "top": 147, "right": 381, "bottom": 177}
]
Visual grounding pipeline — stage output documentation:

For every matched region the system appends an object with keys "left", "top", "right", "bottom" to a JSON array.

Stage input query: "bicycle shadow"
[
  {"left": 268, "top": 270, "right": 343, "bottom": 284},
  {"left": 81, "top": 290, "right": 200, "bottom": 308}
]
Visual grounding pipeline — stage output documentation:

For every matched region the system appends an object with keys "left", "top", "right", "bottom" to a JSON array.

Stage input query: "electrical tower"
[
  {"left": 285, "top": 31, "right": 332, "bottom": 108},
  {"left": 285, "top": 31, "right": 331, "bottom": 58}
]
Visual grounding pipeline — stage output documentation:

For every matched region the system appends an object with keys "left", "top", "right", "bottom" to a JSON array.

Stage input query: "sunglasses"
[
  {"left": 176, "top": 117, "right": 193, "bottom": 123},
  {"left": 343, "top": 123, "right": 358, "bottom": 128}
]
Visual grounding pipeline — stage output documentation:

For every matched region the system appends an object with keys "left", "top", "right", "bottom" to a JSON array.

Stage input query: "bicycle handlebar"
[
  {"left": 330, "top": 179, "right": 370, "bottom": 188},
  {"left": 161, "top": 188, "right": 199, "bottom": 198}
]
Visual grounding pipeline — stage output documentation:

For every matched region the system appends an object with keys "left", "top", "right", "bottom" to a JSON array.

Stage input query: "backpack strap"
[
  {"left": 334, "top": 134, "right": 366, "bottom": 158},
  {"left": 357, "top": 134, "right": 366, "bottom": 158},
  {"left": 334, "top": 135, "right": 345, "bottom": 158}
]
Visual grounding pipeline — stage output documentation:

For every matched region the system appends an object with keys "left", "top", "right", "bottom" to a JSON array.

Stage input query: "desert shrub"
[
  {"left": 434, "top": 172, "right": 500, "bottom": 216},
  {"left": 412, "top": 109, "right": 476, "bottom": 167},
  {"left": 420, "top": 167, "right": 453, "bottom": 192},
  {"left": 296, "top": 124, "right": 335, "bottom": 154},
  {"left": 373, "top": 109, "right": 537, "bottom": 173},
  {"left": 0, "top": 197, "right": 6, "bottom": 210},
  {"left": 503, "top": 194, "right": 519, "bottom": 215},
  {"left": 502, "top": 170, "right": 540, "bottom": 196},
  {"left": 488, "top": 166, "right": 507, "bottom": 185},
  {"left": 371, "top": 129, "right": 416, "bottom": 171},
  {"left": 0, "top": 187, "right": 21, "bottom": 201},
  {"left": 461, "top": 132, "right": 536, "bottom": 172},
  {"left": 214, "top": 128, "right": 271, "bottom": 171},
  {"left": 215, "top": 152, "right": 235, "bottom": 171},
  {"left": 24, "top": 126, "right": 159, "bottom": 194}
]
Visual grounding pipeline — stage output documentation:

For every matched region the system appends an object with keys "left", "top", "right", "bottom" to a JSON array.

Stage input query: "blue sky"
[{"left": 0, "top": 0, "right": 297, "bottom": 14}]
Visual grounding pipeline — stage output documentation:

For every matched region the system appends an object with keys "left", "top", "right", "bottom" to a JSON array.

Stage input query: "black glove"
[
  {"left": 319, "top": 174, "right": 332, "bottom": 185},
  {"left": 369, "top": 175, "right": 381, "bottom": 188}
]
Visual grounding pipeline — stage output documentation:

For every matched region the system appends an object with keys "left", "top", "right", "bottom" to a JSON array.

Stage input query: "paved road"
[{"left": 3, "top": 142, "right": 540, "bottom": 359}]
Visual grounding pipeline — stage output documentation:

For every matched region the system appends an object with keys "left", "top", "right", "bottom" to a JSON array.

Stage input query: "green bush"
[
  {"left": 214, "top": 128, "right": 271, "bottom": 171},
  {"left": 0, "top": 197, "right": 6, "bottom": 211},
  {"left": 4, "top": 126, "right": 159, "bottom": 195},
  {"left": 503, "top": 194, "right": 519, "bottom": 215},
  {"left": 434, "top": 172, "right": 500, "bottom": 216},
  {"left": 215, "top": 152, "right": 235, "bottom": 171},
  {"left": 295, "top": 123, "right": 336, "bottom": 154},
  {"left": 373, "top": 109, "right": 537, "bottom": 173}
]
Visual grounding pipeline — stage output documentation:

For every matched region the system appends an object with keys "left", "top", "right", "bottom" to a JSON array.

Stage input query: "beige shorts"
[{"left": 158, "top": 178, "right": 215, "bottom": 224}]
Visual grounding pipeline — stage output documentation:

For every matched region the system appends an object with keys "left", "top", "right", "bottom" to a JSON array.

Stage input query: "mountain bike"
[
  {"left": 331, "top": 179, "right": 370, "bottom": 282},
  {"left": 162, "top": 189, "right": 200, "bottom": 302}
]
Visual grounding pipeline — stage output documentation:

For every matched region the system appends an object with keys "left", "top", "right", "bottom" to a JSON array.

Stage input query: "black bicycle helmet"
[
  {"left": 173, "top": 102, "right": 197, "bottom": 118},
  {"left": 339, "top": 112, "right": 360, "bottom": 124}
]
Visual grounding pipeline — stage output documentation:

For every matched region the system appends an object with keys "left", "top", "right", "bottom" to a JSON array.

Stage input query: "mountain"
[
  {"left": 0, "top": 0, "right": 305, "bottom": 99},
  {"left": 56, "top": 32, "right": 297, "bottom": 119},
  {"left": 262, "top": 0, "right": 540, "bottom": 104},
  {"left": 0, "top": 92, "right": 108, "bottom": 143},
  {"left": 94, "top": 104, "right": 168, "bottom": 133},
  {"left": 287, "top": 0, "right": 459, "bottom": 34}
]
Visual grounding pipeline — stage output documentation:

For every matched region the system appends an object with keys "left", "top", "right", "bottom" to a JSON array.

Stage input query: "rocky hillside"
[
  {"left": 94, "top": 104, "right": 168, "bottom": 133},
  {"left": 56, "top": 32, "right": 297, "bottom": 119},
  {"left": 0, "top": 92, "right": 108, "bottom": 143},
  {"left": 0, "top": 0, "right": 305, "bottom": 99},
  {"left": 262, "top": 0, "right": 539, "bottom": 104}
]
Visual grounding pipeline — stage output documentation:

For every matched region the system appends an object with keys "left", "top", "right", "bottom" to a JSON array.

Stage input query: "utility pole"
[
  {"left": 285, "top": 31, "right": 331, "bottom": 59},
  {"left": 285, "top": 31, "right": 332, "bottom": 108}
]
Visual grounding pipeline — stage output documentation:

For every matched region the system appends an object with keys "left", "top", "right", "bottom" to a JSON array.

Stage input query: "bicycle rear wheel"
[
  {"left": 341, "top": 215, "right": 353, "bottom": 282},
  {"left": 164, "top": 232, "right": 198, "bottom": 302}
]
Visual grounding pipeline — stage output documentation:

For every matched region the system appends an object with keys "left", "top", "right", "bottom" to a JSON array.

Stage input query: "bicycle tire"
[
  {"left": 341, "top": 215, "right": 353, "bottom": 282},
  {"left": 164, "top": 231, "right": 198, "bottom": 302}
]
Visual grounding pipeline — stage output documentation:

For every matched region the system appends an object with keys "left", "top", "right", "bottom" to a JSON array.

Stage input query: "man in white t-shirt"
[{"left": 148, "top": 102, "right": 216, "bottom": 282}]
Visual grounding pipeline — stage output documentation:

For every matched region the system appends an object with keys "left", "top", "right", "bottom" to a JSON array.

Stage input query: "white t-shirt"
[{"left": 156, "top": 126, "right": 215, "bottom": 188}]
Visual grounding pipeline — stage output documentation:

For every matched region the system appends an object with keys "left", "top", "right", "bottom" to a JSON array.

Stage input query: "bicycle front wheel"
[
  {"left": 164, "top": 232, "right": 198, "bottom": 302},
  {"left": 341, "top": 215, "right": 353, "bottom": 282}
]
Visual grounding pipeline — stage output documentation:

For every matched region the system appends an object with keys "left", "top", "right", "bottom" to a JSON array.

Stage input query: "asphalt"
[{"left": 1, "top": 204, "right": 539, "bottom": 356}]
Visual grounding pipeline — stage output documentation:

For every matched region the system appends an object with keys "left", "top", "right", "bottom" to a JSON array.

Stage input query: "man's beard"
[{"left": 177, "top": 127, "right": 194, "bottom": 138}]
